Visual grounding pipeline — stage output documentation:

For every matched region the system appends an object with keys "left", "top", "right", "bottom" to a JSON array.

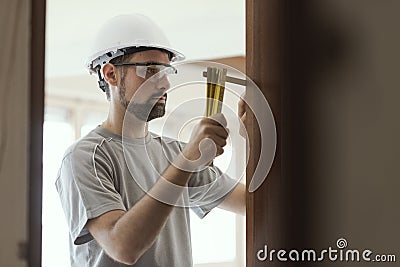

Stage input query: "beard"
[
  {"left": 126, "top": 98, "right": 166, "bottom": 122},
  {"left": 117, "top": 68, "right": 167, "bottom": 122},
  {"left": 119, "top": 87, "right": 167, "bottom": 122}
]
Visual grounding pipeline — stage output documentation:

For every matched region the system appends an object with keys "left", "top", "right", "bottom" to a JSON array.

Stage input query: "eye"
[{"left": 146, "top": 67, "right": 159, "bottom": 75}]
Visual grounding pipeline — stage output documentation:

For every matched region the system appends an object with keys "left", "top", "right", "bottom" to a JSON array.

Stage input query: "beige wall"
[
  {"left": 285, "top": 0, "right": 400, "bottom": 265},
  {"left": 308, "top": 0, "right": 400, "bottom": 259},
  {"left": 0, "top": 0, "right": 31, "bottom": 266}
]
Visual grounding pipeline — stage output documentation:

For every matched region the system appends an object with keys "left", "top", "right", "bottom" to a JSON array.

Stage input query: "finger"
[
  {"left": 239, "top": 112, "right": 247, "bottom": 138},
  {"left": 238, "top": 98, "right": 246, "bottom": 118},
  {"left": 216, "top": 147, "right": 224, "bottom": 157},
  {"left": 208, "top": 113, "right": 227, "bottom": 127},
  {"left": 213, "top": 125, "right": 229, "bottom": 139},
  {"left": 199, "top": 131, "right": 226, "bottom": 146},
  {"left": 203, "top": 124, "right": 228, "bottom": 139},
  {"left": 211, "top": 135, "right": 227, "bottom": 147},
  {"left": 240, "top": 112, "right": 246, "bottom": 124}
]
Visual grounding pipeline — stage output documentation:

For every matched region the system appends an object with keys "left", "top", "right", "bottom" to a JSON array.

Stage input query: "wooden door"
[
  {"left": 246, "top": 1, "right": 400, "bottom": 266},
  {"left": 0, "top": 0, "right": 45, "bottom": 266}
]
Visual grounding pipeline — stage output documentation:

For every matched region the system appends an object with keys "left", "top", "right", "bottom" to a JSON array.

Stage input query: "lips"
[
  {"left": 152, "top": 93, "right": 167, "bottom": 103},
  {"left": 150, "top": 96, "right": 165, "bottom": 105}
]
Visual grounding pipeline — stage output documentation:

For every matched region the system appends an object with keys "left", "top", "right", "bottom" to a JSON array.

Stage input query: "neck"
[{"left": 102, "top": 102, "right": 148, "bottom": 138}]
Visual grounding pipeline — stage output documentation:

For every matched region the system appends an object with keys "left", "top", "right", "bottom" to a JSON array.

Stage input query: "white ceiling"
[{"left": 45, "top": 0, "right": 245, "bottom": 78}]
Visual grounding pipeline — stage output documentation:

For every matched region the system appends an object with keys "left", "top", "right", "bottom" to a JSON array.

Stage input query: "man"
[{"left": 56, "top": 14, "right": 246, "bottom": 267}]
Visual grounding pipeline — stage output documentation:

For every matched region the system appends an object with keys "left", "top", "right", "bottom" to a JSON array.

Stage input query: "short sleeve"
[
  {"left": 188, "top": 165, "right": 238, "bottom": 218},
  {"left": 55, "top": 141, "right": 126, "bottom": 245}
]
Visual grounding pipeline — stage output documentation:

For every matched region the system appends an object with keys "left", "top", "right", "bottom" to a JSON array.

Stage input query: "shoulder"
[
  {"left": 57, "top": 129, "right": 116, "bottom": 183},
  {"left": 62, "top": 129, "right": 114, "bottom": 164}
]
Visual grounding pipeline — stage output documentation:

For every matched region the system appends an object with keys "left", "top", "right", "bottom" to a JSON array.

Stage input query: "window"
[{"left": 42, "top": 107, "right": 73, "bottom": 267}]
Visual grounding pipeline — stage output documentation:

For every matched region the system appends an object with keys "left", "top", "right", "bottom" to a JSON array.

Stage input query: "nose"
[{"left": 157, "top": 74, "right": 171, "bottom": 92}]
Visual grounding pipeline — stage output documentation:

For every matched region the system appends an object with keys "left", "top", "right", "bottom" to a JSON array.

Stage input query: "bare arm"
[
  {"left": 86, "top": 162, "right": 191, "bottom": 265},
  {"left": 219, "top": 182, "right": 246, "bottom": 216},
  {"left": 86, "top": 114, "right": 229, "bottom": 265}
]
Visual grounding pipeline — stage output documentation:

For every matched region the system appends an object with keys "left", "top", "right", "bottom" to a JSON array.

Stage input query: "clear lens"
[
  {"left": 135, "top": 65, "right": 177, "bottom": 79},
  {"left": 136, "top": 66, "right": 147, "bottom": 78}
]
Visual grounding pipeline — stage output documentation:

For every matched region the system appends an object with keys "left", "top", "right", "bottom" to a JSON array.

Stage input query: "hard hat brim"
[{"left": 86, "top": 44, "right": 185, "bottom": 75}]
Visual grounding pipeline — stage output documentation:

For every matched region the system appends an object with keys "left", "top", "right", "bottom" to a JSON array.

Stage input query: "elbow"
[
  {"left": 118, "top": 256, "right": 139, "bottom": 266},
  {"left": 100, "top": 222, "right": 150, "bottom": 264},
  {"left": 112, "top": 253, "right": 139, "bottom": 265},
  {"left": 112, "top": 248, "right": 140, "bottom": 265},
  {"left": 109, "top": 240, "right": 146, "bottom": 265}
]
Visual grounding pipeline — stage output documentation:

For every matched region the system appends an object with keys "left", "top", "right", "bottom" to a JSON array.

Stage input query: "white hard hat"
[{"left": 86, "top": 14, "right": 185, "bottom": 75}]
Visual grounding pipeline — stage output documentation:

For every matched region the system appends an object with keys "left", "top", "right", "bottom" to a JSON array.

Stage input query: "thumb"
[{"left": 209, "top": 113, "right": 227, "bottom": 128}]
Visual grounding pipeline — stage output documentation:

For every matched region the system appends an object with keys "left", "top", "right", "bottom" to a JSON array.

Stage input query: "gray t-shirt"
[{"left": 56, "top": 126, "right": 237, "bottom": 267}]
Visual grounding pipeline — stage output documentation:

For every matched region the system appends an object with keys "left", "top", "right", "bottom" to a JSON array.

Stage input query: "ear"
[{"left": 102, "top": 63, "right": 118, "bottom": 86}]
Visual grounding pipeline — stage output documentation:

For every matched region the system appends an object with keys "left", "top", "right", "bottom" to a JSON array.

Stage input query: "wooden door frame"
[
  {"left": 28, "top": 1, "right": 279, "bottom": 266},
  {"left": 28, "top": 0, "right": 46, "bottom": 266},
  {"left": 246, "top": 0, "right": 284, "bottom": 266}
]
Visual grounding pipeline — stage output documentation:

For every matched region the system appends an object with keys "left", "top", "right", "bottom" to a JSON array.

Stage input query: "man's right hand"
[{"left": 181, "top": 113, "right": 229, "bottom": 168}]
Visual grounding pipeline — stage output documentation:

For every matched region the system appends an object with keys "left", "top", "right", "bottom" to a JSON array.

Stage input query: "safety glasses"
[{"left": 112, "top": 62, "right": 178, "bottom": 79}]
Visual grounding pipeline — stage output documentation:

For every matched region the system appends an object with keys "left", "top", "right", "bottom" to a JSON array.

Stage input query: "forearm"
[{"left": 89, "top": 158, "right": 192, "bottom": 264}]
